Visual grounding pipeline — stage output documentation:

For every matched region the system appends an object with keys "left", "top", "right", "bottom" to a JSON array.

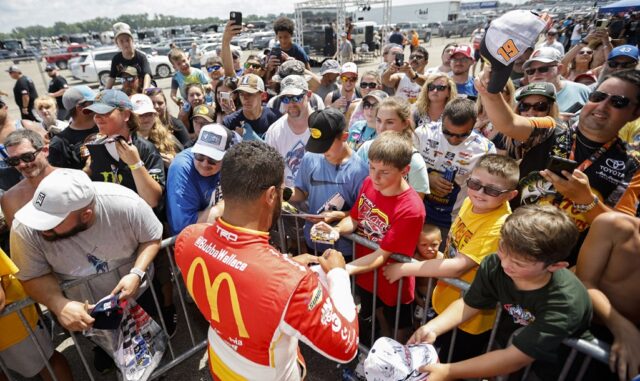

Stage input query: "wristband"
[
  {"left": 128, "top": 161, "right": 145, "bottom": 171},
  {"left": 573, "top": 195, "right": 599, "bottom": 213}
]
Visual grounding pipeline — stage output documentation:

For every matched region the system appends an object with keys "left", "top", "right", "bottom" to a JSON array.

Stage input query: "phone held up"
[
  {"left": 230, "top": 11, "right": 242, "bottom": 26},
  {"left": 395, "top": 53, "right": 404, "bottom": 67}
]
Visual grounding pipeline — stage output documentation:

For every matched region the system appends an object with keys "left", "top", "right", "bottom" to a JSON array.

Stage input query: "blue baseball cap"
[
  {"left": 62, "top": 85, "right": 96, "bottom": 111},
  {"left": 85, "top": 89, "right": 133, "bottom": 114},
  {"left": 608, "top": 45, "right": 639, "bottom": 61}
]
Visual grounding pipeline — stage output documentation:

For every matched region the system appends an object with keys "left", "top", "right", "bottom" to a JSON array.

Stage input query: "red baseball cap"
[{"left": 451, "top": 45, "right": 474, "bottom": 61}]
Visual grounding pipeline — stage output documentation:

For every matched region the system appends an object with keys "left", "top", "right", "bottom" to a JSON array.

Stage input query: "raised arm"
[{"left": 222, "top": 20, "right": 242, "bottom": 78}]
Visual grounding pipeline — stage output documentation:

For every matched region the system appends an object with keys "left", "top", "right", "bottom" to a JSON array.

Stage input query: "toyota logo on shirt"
[{"left": 605, "top": 158, "right": 625, "bottom": 171}]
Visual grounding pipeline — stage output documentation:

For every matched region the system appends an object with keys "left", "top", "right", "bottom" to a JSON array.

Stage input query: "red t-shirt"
[{"left": 351, "top": 177, "right": 426, "bottom": 305}]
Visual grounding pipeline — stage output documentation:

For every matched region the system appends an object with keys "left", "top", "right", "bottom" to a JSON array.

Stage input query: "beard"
[{"left": 42, "top": 222, "right": 90, "bottom": 242}]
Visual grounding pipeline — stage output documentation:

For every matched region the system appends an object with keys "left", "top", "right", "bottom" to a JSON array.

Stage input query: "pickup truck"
[
  {"left": 440, "top": 19, "right": 481, "bottom": 38},
  {"left": 44, "top": 43, "right": 91, "bottom": 70}
]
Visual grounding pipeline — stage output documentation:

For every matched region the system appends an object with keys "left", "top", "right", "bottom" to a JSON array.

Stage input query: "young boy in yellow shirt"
[{"left": 384, "top": 154, "right": 518, "bottom": 360}]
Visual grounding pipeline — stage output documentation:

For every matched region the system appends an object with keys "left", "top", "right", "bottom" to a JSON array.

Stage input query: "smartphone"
[
  {"left": 565, "top": 102, "right": 584, "bottom": 114},
  {"left": 220, "top": 91, "right": 231, "bottom": 101},
  {"left": 395, "top": 53, "right": 404, "bottom": 66},
  {"left": 182, "top": 102, "right": 191, "bottom": 113},
  {"left": 230, "top": 11, "right": 242, "bottom": 26},
  {"left": 271, "top": 46, "right": 282, "bottom": 59},
  {"left": 546, "top": 156, "right": 578, "bottom": 178},
  {"left": 596, "top": 19, "right": 609, "bottom": 29}
]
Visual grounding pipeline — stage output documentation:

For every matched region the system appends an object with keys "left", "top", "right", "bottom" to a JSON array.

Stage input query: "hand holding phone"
[
  {"left": 271, "top": 47, "right": 282, "bottom": 59},
  {"left": 395, "top": 53, "right": 404, "bottom": 67},
  {"left": 546, "top": 155, "right": 578, "bottom": 178},
  {"left": 230, "top": 11, "right": 242, "bottom": 26}
]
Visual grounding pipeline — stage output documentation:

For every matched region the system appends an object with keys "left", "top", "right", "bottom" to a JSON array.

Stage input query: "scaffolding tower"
[{"left": 293, "top": 0, "right": 391, "bottom": 61}]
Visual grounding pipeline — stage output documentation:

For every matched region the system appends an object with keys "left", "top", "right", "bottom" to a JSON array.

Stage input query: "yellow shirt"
[
  {"left": 431, "top": 198, "right": 510, "bottom": 334},
  {"left": 0, "top": 249, "right": 38, "bottom": 351},
  {"left": 618, "top": 118, "right": 640, "bottom": 145}
]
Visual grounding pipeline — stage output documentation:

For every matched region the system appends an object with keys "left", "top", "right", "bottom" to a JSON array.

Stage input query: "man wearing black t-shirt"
[
  {"left": 48, "top": 86, "right": 99, "bottom": 170},
  {"left": 223, "top": 74, "right": 281, "bottom": 141},
  {"left": 7, "top": 65, "right": 38, "bottom": 122},
  {"left": 105, "top": 22, "right": 152, "bottom": 91},
  {"left": 477, "top": 70, "right": 640, "bottom": 263},
  {"left": 45, "top": 63, "right": 69, "bottom": 120}
]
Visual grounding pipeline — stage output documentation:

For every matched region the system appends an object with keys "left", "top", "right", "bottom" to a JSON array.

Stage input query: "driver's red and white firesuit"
[{"left": 175, "top": 219, "right": 359, "bottom": 380}]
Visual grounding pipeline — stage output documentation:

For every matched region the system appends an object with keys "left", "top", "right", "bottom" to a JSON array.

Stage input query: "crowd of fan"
[{"left": 0, "top": 10, "right": 639, "bottom": 381}]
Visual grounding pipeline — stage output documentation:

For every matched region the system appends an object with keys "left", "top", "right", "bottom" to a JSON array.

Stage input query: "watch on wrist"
[
  {"left": 129, "top": 267, "right": 146, "bottom": 282},
  {"left": 573, "top": 195, "right": 599, "bottom": 213}
]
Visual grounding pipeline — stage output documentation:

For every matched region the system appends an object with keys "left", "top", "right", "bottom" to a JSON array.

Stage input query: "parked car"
[
  {"left": 70, "top": 47, "right": 173, "bottom": 86},
  {"left": 252, "top": 31, "right": 275, "bottom": 50},
  {"left": 198, "top": 43, "right": 220, "bottom": 66},
  {"left": 44, "top": 43, "right": 91, "bottom": 70},
  {"left": 440, "top": 19, "right": 482, "bottom": 38},
  {"left": 231, "top": 34, "right": 254, "bottom": 50},
  {"left": 426, "top": 22, "right": 444, "bottom": 37},
  {"left": 171, "top": 36, "right": 198, "bottom": 50}
]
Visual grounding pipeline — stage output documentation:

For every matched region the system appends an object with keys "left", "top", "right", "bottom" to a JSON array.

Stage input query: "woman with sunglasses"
[
  {"left": 214, "top": 77, "right": 241, "bottom": 124},
  {"left": 178, "top": 83, "right": 208, "bottom": 139},
  {"left": 347, "top": 90, "right": 388, "bottom": 151},
  {"left": 356, "top": 96, "right": 430, "bottom": 199},
  {"left": 561, "top": 29, "right": 611, "bottom": 81},
  {"left": 346, "top": 70, "right": 382, "bottom": 128},
  {"left": 413, "top": 73, "right": 457, "bottom": 128},
  {"left": 144, "top": 88, "right": 190, "bottom": 146}
]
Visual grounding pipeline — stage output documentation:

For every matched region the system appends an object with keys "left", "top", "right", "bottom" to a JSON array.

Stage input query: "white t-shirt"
[
  {"left": 415, "top": 122, "right": 496, "bottom": 226},
  {"left": 395, "top": 74, "right": 422, "bottom": 104},
  {"left": 265, "top": 115, "right": 311, "bottom": 187}
]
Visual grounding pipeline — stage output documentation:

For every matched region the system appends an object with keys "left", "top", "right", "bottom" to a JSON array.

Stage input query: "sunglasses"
[
  {"left": 466, "top": 178, "right": 512, "bottom": 197},
  {"left": 524, "top": 65, "right": 557, "bottom": 76},
  {"left": 547, "top": 32, "right": 557, "bottom": 36},
  {"left": 442, "top": 128, "right": 470, "bottom": 139},
  {"left": 588, "top": 90, "right": 635, "bottom": 109},
  {"left": 578, "top": 50, "right": 593, "bottom": 55},
  {"left": 144, "top": 87, "right": 162, "bottom": 95},
  {"left": 362, "top": 100, "right": 378, "bottom": 110},
  {"left": 122, "top": 76, "right": 137, "bottom": 83},
  {"left": 410, "top": 55, "right": 425, "bottom": 61},
  {"left": 244, "top": 63, "right": 262, "bottom": 70},
  {"left": 341, "top": 76, "right": 357, "bottom": 83},
  {"left": 518, "top": 101, "right": 550, "bottom": 112},
  {"left": 194, "top": 153, "right": 220, "bottom": 165},
  {"left": 207, "top": 65, "right": 222, "bottom": 72},
  {"left": 428, "top": 84, "right": 449, "bottom": 92},
  {"left": 6, "top": 148, "right": 43, "bottom": 167},
  {"left": 281, "top": 94, "right": 304, "bottom": 104},
  {"left": 360, "top": 82, "right": 377, "bottom": 89},
  {"left": 608, "top": 60, "right": 637, "bottom": 69}
]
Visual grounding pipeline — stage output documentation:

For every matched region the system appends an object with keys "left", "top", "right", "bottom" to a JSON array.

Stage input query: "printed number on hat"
[{"left": 497, "top": 39, "right": 520, "bottom": 63}]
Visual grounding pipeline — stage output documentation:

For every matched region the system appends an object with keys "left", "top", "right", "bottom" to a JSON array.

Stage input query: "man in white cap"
[
  {"left": 325, "top": 62, "right": 361, "bottom": 113},
  {"left": 523, "top": 46, "right": 590, "bottom": 113},
  {"left": 10, "top": 168, "right": 162, "bottom": 372},
  {"left": 166, "top": 124, "right": 240, "bottom": 236},
  {"left": 265, "top": 75, "right": 313, "bottom": 187},
  {"left": 105, "top": 22, "right": 152, "bottom": 91}
]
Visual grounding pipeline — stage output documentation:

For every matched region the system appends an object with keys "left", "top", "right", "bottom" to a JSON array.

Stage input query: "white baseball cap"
[
  {"left": 363, "top": 337, "right": 439, "bottom": 381},
  {"left": 15, "top": 169, "right": 96, "bottom": 231},
  {"left": 341, "top": 62, "right": 358, "bottom": 75},
  {"left": 192, "top": 124, "right": 239, "bottom": 161},
  {"left": 131, "top": 94, "right": 156, "bottom": 115}
]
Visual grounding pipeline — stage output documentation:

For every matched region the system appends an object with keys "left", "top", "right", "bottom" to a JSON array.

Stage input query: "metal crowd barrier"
[
  {"left": 0, "top": 236, "right": 208, "bottom": 381},
  {"left": 276, "top": 214, "right": 616, "bottom": 381}
]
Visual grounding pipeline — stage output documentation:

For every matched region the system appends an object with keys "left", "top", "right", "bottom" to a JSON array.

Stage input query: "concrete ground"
[{"left": 0, "top": 35, "right": 470, "bottom": 381}]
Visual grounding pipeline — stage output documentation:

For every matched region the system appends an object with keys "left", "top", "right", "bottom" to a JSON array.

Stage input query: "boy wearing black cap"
[{"left": 289, "top": 108, "right": 368, "bottom": 257}]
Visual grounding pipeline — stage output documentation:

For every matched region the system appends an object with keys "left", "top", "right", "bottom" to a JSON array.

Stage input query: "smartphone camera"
[{"left": 395, "top": 53, "right": 404, "bottom": 66}]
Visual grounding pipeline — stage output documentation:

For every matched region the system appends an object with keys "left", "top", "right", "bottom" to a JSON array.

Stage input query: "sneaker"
[
  {"left": 93, "top": 346, "right": 115, "bottom": 374},
  {"left": 161, "top": 305, "right": 178, "bottom": 339}
]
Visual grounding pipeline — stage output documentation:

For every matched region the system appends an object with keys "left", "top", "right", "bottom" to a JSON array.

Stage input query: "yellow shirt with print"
[
  {"left": 619, "top": 118, "right": 640, "bottom": 145},
  {"left": 431, "top": 198, "right": 510, "bottom": 334},
  {"left": 0, "top": 249, "right": 38, "bottom": 351}
]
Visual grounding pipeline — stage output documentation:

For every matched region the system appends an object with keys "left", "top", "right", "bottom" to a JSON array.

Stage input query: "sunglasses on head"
[
  {"left": 518, "top": 101, "right": 550, "bottom": 112},
  {"left": 466, "top": 178, "right": 512, "bottom": 197},
  {"left": 524, "top": 65, "right": 557, "bottom": 76},
  {"left": 341, "top": 75, "right": 357, "bottom": 82},
  {"left": 588, "top": 90, "right": 635, "bottom": 109},
  {"left": 428, "top": 84, "right": 448, "bottom": 92},
  {"left": 207, "top": 65, "right": 222, "bottom": 72},
  {"left": 442, "top": 128, "right": 470, "bottom": 139},
  {"left": 362, "top": 100, "right": 378, "bottom": 109},
  {"left": 6, "top": 148, "right": 43, "bottom": 167},
  {"left": 244, "top": 63, "right": 262, "bottom": 70},
  {"left": 360, "top": 82, "right": 377, "bottom": 89},
  {"left": 194, "top": 153, "right": 220, "bottom": 165},
  {"left": 281, "top": 94, "right": 304, "bottom": 104},
  {"left": 144, "top": 87, "right": 162, "bottom": 95},
  {"left": 410, "top": 55, "right": 425, "bottom": 61},
  {"left": 608, "top": 60, "right": 637, "bottom": 69}
]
